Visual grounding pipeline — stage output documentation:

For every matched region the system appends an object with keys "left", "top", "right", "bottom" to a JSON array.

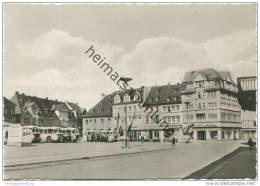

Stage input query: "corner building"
[{"left": 181, "top": 68, "right": 241, "bottom": 140}]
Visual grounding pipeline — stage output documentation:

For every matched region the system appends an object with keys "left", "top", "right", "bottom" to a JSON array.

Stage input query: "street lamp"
[
  {"left": 184, "top": 101, "right": 191, "bottom": 135},
  {"left": 119, "top": 77, "right": 133, "bottom": 148}
]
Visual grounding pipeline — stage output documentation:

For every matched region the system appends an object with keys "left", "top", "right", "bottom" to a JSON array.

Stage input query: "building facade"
[
  {"left": 237, "top": 76, "right": 256, "bottom": 139},
  {"left": 181, "top": 68, "right": 241, "bottom": 140},
  {"left": 9, "top": 91, "right": 83, "bottom": 128},
  {"left": 82, "top": 94, "right": 114, "bottom": 141},
  {"left": 4, "top": 97, "right": 16, "bottom": 123}
]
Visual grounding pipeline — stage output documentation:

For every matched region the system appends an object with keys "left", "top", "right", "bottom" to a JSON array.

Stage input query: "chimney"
[
  {"left": 45, "top": 97, "right": 48, "bottom": 100},
  {"left": 101, "top": 93, "right": 106, "bottom": 98},
  {"left": 168, "top": 82, "right": 171, "bottom": 86},
  {"left": 15, "top": 91, "right": 19, "bottom": 95}
]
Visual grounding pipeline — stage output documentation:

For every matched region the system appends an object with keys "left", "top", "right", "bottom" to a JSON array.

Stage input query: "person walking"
[
  {"left": 247, "top": 138, "right": 254, "bottom": 151},
  {"left": 172, "top": 136, "right": 176, "bottom": 146}
]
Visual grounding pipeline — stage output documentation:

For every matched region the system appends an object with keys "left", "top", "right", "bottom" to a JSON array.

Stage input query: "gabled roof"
[
  {"left": 10, "top": 92, "right": 61, "bottom": 118},
  {"left": 144, "top": 84, "right": 185, "bottom": 106},
  {"left": 83, "top": 94, "right": 113, "bottom": 118},
  {"left": 4, "top": 97, "right": 16, "bottom": 106},
  {"left": 182, "top": 68, "right": 234, "bottom": 83}
]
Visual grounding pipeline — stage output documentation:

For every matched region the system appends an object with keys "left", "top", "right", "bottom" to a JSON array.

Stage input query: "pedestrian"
[
  {"left": 247, "top": 138, "right": 254, "bottom": 151},
  {"left": 172, "top": 137, "right": 176, "bottom": 146}
]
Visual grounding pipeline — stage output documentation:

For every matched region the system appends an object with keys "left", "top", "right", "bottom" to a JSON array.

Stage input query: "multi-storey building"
[
  {"left": 142, "top": 84, "right": 184, "bottom": 141},
  {"left": 3, "top": 97, "right": 17, "bottom": 144},
  {"left": 240, "top": 110, "right": 256, "bottom": 139},
  {"left": 3, "top": 97, "right": 16, "bottom": 123},
  {"left": 113, "top": 87, "right": 147, "bottom": 141},
  {"left": 9, "top": 91, "right": 83, "bottom": 128},
  {"left": 181, "top": 68, "right": 241, "bottom": 140},
  {"left": 82, "top": 85, "right": 184, "bottom": 142},
  {"left": 65, "top": 102, "right": 86, "bottom": 136},
  {"left": 82, "top": 94, "right": 114, "bottom": 141},
  {"left": 237, "top": 76, "right": 256, "bottom": 139}
]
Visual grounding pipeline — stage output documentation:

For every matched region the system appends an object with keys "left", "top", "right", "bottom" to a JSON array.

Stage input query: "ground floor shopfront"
[
  {"left": 192, "top": 127, "right": 240, "bottom": 140},
  {"left": 240, "top": 128, "right": 256, "bottom": 139}
]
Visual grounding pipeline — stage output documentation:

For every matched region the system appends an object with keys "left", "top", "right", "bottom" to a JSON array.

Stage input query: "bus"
[
  {"left": 60, "top": 128, "right": 80, "bottom": 143},
  {"left": 38, "top": 127, "right": 63, "bottom": 143},
  {"left": 23, "top": 125, "right": 41, "bottom": 143}
]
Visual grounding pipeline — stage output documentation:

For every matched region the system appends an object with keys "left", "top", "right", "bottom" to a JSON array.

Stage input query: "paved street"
[
  {"left": 4, "top": 141, "right": 242, "bottom": 180},
  {"left": 186, "top": 146, "right": 256, "bottom": 179}
]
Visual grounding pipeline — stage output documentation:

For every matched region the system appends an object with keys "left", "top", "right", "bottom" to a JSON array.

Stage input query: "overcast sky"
[{"left": 4, "top": 3, "right": 256, "bottom": 110}]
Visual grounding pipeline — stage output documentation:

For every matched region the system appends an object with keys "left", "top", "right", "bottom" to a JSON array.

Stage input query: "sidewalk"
[{"left": 4, "top": 141, "right": 242, "bottom": 169}]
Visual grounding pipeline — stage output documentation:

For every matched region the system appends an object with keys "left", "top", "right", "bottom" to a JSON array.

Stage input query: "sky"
[{"left": 4, "top": 3, "right": 257, "bottom": 110}]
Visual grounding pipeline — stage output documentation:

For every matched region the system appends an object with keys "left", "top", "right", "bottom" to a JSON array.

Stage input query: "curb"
[
  {"left": 4, "top": 146, "right": 174, "bottom": 168},
  {"left": 184, "top": 146, "right": 242, "bottom": 179}
]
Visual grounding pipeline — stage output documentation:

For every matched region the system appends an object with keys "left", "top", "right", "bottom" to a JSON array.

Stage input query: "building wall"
[
  {"left": 240, "top": 110, "right": 256, "bottom": 139},
  {"left": 4, "top": 104, "right": 16, "bottom": 123},
  {"left": 181, "top": 78, "right": 241, "bottom": 140}
]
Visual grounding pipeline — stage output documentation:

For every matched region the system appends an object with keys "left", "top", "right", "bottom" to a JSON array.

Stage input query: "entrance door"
[
  {"left": 197, "top": 131, "right": 206, "bottom": 140},
  {"left": 149, "top": 130, "right": 153, "bottom": 140}
]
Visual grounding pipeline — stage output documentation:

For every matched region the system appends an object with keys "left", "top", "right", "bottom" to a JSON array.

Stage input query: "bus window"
[
  {"left": 40, "top": 129, "right": 43, "bottom": 133},
  {"left": 48, "top": 129, "right": 52, "bottom": 133},
  {"left": 44, "top": 129, "right": 48, "bottom": 134}
]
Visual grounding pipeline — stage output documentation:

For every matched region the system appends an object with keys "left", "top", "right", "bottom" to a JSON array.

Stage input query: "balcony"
[
  {"left": 180, "top": 89, "right": 195, "bottom": 94},
  {"left": 204, "top": 85, "right": 238, "bottom": 94}
]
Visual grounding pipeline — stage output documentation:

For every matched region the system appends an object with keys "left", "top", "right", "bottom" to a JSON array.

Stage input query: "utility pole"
[
  {"left": 125, "top": 104, "right": 128, "bottom": 148},
  {"left": 184, "top": 101, "right": 191, "bottom": 135}
]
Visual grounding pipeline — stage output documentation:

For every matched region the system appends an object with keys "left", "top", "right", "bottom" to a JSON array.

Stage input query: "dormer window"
[
  {"left": 124, "top": 94, "right": 131, "bottom": 102},
  {"left": 114, "top": 95, "right": 121, "bottom": 104},
  {"left": 101, "top": 108, "right": 104, "bottom": 112},
  {"left": 133, "top": 94, "right": 140, "bottom": 102},
  {"left": 155, "top": 97, "right": 160, "bottom": 102},
  {"left": 167, "top": 97, "right": 171, "bottom": 102},
  {"left": 93, "top": 109, "right": 96, "bottom": 113}
]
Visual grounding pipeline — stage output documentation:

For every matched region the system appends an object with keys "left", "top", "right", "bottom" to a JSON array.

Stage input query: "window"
[
  {"left": 124, "top": 94, "right": 130, "bottom": 102},
  {"left": 94, "top": 119, "right": 96, "bottom": 124},
  {"left": 198, "top": 103, "right": 201, "bottom": 110},
  {"left": 203, "top": 103, "right": 205, "bottom": 109},
  {"left": 163, "top": 106, "right": 167, "bottom": 113},
  {"left": 146, "top": 117, "right": 149, "bottom": 123},
  {"left": 167, "top": 106, "right": 171, "bottom": 112},
  {"left": 108, "top": 118, "right": 111, "bottom": 122},
  {"left": 134, "top": 106, "right": 136, "bottom": 111},
  {"left": 128, "top": 106, "right": 131, "bottom": 112},
  {"left": 198, "top": 92, "right": 201, "bottom": 99},
  {"left": 167, "top": 97, "right": 171, "bottom": 102},
  {"left": 196, "top": 114, "right": 205, "bottom": 121},
  {"left": 114, "top": 95, "right": 121, "bottom": 103},
  {"left": 101, "top": 119, "right": 104, "bottom": 123}
]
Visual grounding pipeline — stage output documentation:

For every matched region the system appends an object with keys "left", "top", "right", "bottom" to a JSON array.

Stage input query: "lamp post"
[
  {"left": 184, "top": 101, "right": 191, "bottom": 135},
  {"left": 125, "top": 103, "right": 128, "bottom": 148},
  {"left": 118, "top": 77, "right": 133, "bottom": 148}
]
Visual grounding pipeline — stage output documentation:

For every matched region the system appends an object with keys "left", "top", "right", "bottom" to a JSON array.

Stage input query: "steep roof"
[
  {"left": 10, "top": 92, "right": 61, "bottom": 118},
  {"left": 182, "top": 68, "right": 233, "bottom": 83},
  {"left": 4, "top": 97, "right": 16, "bottom": 106},
  {"left": 144, "top": 84, "right": 184, "bottom": 106},
  {"left": 83, "top": 94, "right": 113, "bottom": 118},
  {"left": 66, "top": 102, "right": 85, "bottom": 113}
]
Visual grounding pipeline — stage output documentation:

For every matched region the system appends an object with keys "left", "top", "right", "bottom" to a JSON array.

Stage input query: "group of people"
[{"left": 87, "top": 133, "right": 110, "bottom": 142}]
